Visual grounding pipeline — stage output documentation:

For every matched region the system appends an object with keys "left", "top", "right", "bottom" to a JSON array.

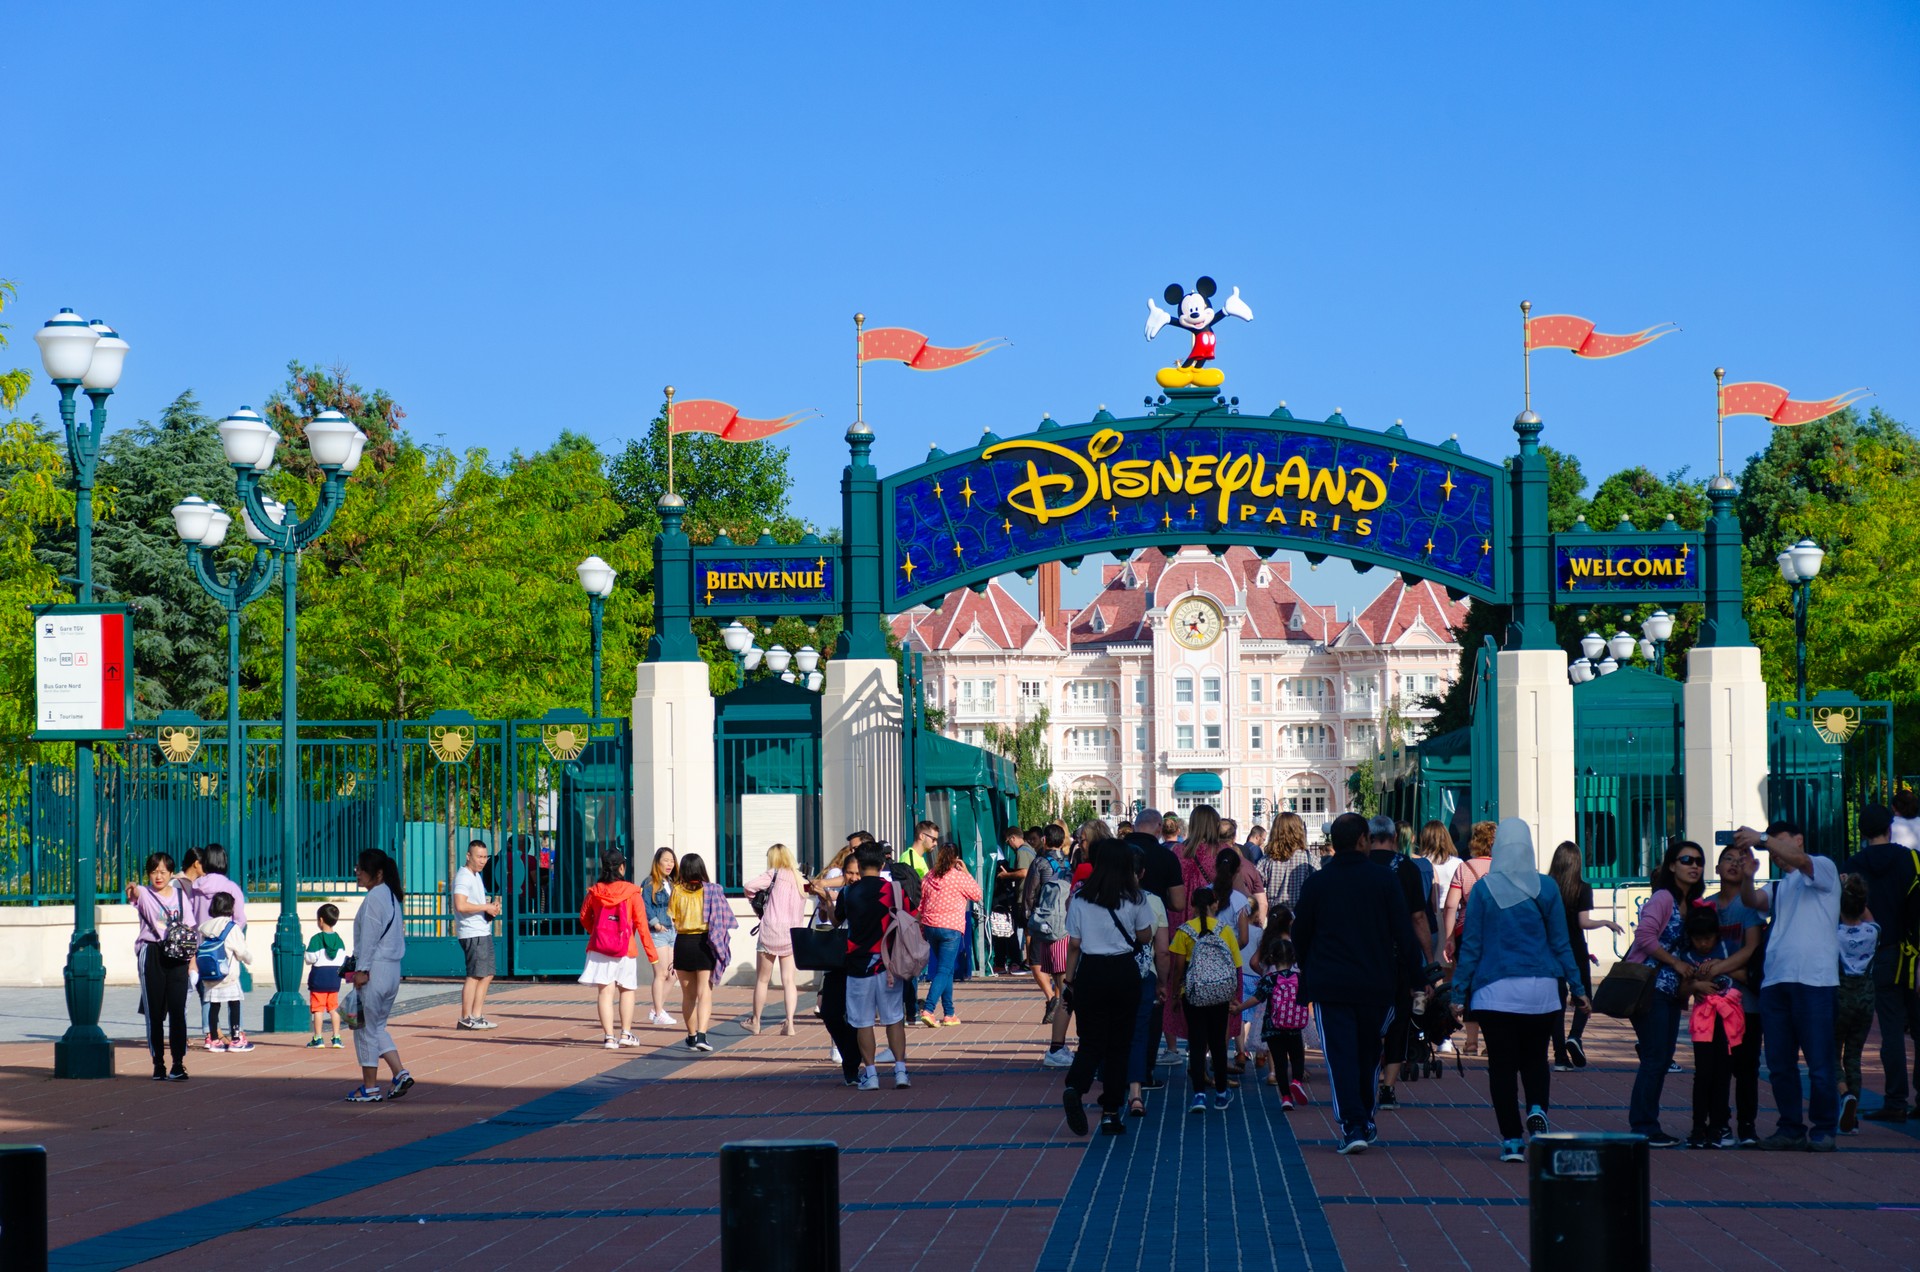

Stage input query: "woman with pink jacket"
[{"left": 917, "top": 841, "right": 983, "bottom": 1026}]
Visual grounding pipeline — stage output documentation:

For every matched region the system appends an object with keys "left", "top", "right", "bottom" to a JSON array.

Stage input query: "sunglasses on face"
[{"left": 1675, "top": 856, "right": 1704, "bottom": 866}]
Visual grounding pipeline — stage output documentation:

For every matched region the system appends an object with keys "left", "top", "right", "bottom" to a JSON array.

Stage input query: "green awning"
[{"left": 1173, "top": 771, "right": 1223, "bottom": 794}]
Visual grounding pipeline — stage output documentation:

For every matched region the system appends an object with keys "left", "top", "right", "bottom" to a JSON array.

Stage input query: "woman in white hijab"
[{"left": 1449, "top": 818, "right": 1588, "bottom": 1163}]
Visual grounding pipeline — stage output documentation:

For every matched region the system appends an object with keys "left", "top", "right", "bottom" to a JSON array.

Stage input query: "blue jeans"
[
  {"left": 1762, "top": 981, "right": 1839, "bottom": 1140},
  {"left": 1628, "top": 993, "right": 1683, "bottom": 1135},
  {"left": 925, "top": 926, "right": 963, "bottom": 1016},
  {"left": 1130, "top": 971, "right": 1159, "bottom": 1084}
]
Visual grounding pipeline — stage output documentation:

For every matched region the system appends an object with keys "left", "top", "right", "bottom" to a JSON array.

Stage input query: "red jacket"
[{"left": 580, "top": 880, "right": 659, "bottom": 962}]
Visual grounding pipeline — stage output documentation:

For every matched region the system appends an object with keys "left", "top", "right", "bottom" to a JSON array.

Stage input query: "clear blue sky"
[{"left": 7, "top": 4, "right": 1915, "bottom": 616}]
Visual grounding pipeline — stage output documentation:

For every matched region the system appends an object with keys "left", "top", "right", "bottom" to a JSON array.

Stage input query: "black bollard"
[
  {"left": 720, "top": 1139, "right": 839, "bottom": 1272},
  {"left": 0, "top": 1144, "right": 49, "bottom": 1272},
  {"left": 1528, "top": 1132, "right": 1650, "bottom": 1271}
]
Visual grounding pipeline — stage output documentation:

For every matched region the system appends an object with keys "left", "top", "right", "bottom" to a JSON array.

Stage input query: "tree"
[
  {"left": 1735, "top": 406, "right": 1920, "bottom": 763},
  {"left": 982, "top": 707, "right": 1054, "bottom": 828},
  {"left": 261, "top": 361, "right": 403, "bottom": 485},
  {"left": 250, "top": 436, "right": 653, "bottom": 720},
  {"left": 608, "top": 403, "right": 801, "bottom": 542}
]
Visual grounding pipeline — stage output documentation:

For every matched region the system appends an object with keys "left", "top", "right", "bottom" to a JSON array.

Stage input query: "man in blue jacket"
[{"left": 1294, "top": 812, "right": 1425, "bottom": 1154}]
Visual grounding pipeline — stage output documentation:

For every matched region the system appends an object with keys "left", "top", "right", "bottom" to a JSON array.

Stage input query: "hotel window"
[
  {"left": 958, "top": 679, "right": 996, "bottom": 709},
  {"left": 1176, "top": 724, "right": 1195, "bottom": 750},
  {"left": 1020, "top": 679, "right": 1043, "bottom": 703},
  {"left": 1175, "top": 677, "right": 1194, "bottom": 704},
  {"left": 1134, "top": 724, "right": 1147, "bottom": 752},
  {"left": 1285, "top": 781, "right": 1330, "bottom": 816},
  {"left": 1287, "top": 677, "right": 1325, "bottom": 708},
  {"left": 1202, "top": 675, "right": 1222, "bottom": 704},
  {"left": 1250, "top": 724, "right": 1264, "bottom": 751},
  {"left": 1069, "top": 727, "right": 1105, "bottom": 753},
  {"left": 1134, "top": 677, "right": 1147, "bottom": 706},
  {"left": 1068, "top": 680, "right": 1107, "bottom": 707},
  {"left": 1203, "top": 724, "right": 1221, "bottom": 749},
  {"left": 1248, "top": 676, "right": 1264, "bottom": 704}
]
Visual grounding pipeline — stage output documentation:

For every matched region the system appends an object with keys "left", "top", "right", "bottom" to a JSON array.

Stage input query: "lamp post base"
[
  {"left": 54, "top": 939, "right": 114, "bottom": 1079},
  {"left": 262, "top": 908, "right": 311, "bottom": 1032}
]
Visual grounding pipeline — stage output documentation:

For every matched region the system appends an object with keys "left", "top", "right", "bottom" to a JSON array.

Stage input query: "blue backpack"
[{"left": 195, "top": 920, "right": 236, "bottom": 982}]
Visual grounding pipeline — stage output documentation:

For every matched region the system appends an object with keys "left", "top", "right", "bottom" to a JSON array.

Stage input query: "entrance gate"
[{"left": 714, "top": 679, "right": 822, "bottom": 885}]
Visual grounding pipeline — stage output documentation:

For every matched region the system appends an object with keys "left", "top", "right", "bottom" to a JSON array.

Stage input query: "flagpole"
[
  {"left": 1520, "top": 299, "right": 1532, "bottom": 413},
  {"left": 854, "top": 312, "right": 866, "bottom": 428},
  {"left": 1713, "top": 367, "right": 1726, "bottom": 481},
  {"left": 664, "top": 385, "right": 676, "bottom": 498}
]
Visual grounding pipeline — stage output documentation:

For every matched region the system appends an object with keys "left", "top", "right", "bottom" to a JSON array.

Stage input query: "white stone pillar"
[
  {"left": 1683, "top": 644, "right": 1770, "bottom": 852},
  {"left": 1497, "top": 649, "right": 1576, "bottom": 869},
  {"left": 631, "top": 661, "right": 716, "bottom": 860},
  {"left": 820, "top": 658, "right": 903, "bottom": 846}
]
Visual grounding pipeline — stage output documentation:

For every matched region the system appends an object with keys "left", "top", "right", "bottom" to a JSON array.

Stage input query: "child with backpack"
[
  {"left": 195, "top": 892, "right": 253, "bottom": 1052},
  {"left": 1170, "top": 886, "right": 1244, "bottom": 1112},
  {"left": 1236, "top": 928, "right": 1312, "bottom": 1109},
  {"left": 1836, "top": 874, "right": 1879, "bottom": 1135},
  {"left": 304, "top": 903, "right": 349, "bottom": 1048}
]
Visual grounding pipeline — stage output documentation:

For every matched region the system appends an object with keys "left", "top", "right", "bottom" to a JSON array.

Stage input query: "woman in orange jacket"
[{"left": 579, "top": 849, "right": 661, "bottom": 1050}]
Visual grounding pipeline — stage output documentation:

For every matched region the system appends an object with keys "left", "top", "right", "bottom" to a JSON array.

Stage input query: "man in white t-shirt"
[
  {"left": 452, "top": 839, "right": 503, "bottom": 1030},
  {"left": 1733, "top": 820, "right": 1841, "bottom": 1150}
]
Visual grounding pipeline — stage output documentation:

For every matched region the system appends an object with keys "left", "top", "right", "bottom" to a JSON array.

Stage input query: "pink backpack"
[
  {"left": 588, "top": 896, "right": 634, "bottom": 958},
  {"left": 1266, "top": 970, "right": 1311, "bottom": 1032}
]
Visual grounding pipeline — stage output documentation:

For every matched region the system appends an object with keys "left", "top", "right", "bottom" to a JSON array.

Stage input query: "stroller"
[{"left": 1399, "top": 973, "right": 1464, "bottom": 1084}]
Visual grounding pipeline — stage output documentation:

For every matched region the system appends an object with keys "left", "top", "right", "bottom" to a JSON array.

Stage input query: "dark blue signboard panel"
[
  {"left": 691, "top": 547, "right": 839, "bottom": 618},
  {"left": 1551, "top": 533, "right": 1704, "bottom": 603},
  {"left": 882, "top": 400, "right": 1507, "bottom": 609}
]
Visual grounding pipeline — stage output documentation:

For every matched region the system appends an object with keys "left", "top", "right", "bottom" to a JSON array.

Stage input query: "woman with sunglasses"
[{"left": 1625, "top": 840, "right": 1709, "bottom": 1147}]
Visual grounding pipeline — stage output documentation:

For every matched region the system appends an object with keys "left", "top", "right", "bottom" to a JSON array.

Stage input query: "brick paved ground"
[{"left": 4, "top": 974, "right": 1918, "bottom": 1270}]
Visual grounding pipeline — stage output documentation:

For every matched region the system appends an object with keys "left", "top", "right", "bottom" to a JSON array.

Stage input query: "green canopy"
[{"left": 1173, "top": 771, "right": 1223, "bottom": 794}]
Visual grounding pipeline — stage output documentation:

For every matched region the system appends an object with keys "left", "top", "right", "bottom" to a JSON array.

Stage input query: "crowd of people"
[{"left": 128, "top": 786, "right": 1920, "bottom": 1152}]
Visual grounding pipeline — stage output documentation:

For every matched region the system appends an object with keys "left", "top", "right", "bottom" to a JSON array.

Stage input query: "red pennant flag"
[
  {"left": 859, "top": 327, "right": 1007, "bottom": 371},
  {"left": 1719, "top": 382, "right": 1869, "bottom": 427},
  {"left": 670, "top": 399, "right": 818, "bottom": 443},
  {"left": 1526, "top": 314, "right": 1677, "bottom": 359}
]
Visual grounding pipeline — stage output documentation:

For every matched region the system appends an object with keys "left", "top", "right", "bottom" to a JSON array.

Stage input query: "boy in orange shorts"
[{"left": 303, "top": 903, "right": 349, "bottom": 1048}]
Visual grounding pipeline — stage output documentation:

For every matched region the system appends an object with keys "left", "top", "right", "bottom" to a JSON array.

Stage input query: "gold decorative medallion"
[
  {"left": 158, "top": 726, "right": 201, "bottom": 764},
  {"left": 338, "top": 773, "right": 359, "bottom": 797},
  {"left": 429, "top": 725, "right": 475, "bottom": 763},
  {"left": 1169, "top": 597, "right": 1225, "bottom": 650},
  {"left": 543, "top": 724, "right": 587, "bottom": 762},
  {"left": 1811, "top": 706, "right": 1859, "bottom": 745}
]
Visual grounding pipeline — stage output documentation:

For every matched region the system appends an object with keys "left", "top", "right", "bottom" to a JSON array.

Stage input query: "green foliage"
[
  {"left": 0, "top": 280, "right": 32, "bottom": 411},
  {"left": 1736, "top": 406, "right": 1920, "bottom": 763},
  {"left": 0, "top": 418, "right": 74, "bottom": 758},
  {"left": 249, "top": 435, "right": 653, "bottom": 720},
  {"left": 983, "top": 707, "right": 1054, "bottom": 828},
  {"left": 1059, "top": 795, "right": 1099, "bottom": 829},
  {"left": 262, "top": 361, "right": 403, "bottom": 486}
]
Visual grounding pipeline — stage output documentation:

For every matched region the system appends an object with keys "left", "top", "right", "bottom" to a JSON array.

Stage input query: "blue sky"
[{"left": 6, "top": 3, "right": 1915, "bottom": 616}]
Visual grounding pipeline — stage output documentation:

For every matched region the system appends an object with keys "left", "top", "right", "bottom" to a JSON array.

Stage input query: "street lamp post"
[
  {"left": 170, "top": 496, "right": 281, "bottom": 874},
  {"left": 1640, "top": 609, "right": 1675, "bottom": 676},
  {"left": 1777, "top": 539, "right": 1825, "bottom": 703},
  {"left": 719, "top": 621, "right": 824, "bottom": 691},
  {"left": 213, "top": 406, "right": 366, "bottom": 1031},
  {"left": 575, "top": 556, "right": 617, "bottom": 716},
  {"left": 37, "top": 309, "right": 128, "bottom": 1079}
]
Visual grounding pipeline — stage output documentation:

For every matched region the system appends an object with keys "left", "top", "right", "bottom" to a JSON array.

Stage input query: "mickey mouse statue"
[{"left": 1145, "top": 276, "right": 1253, "bottom": 388}]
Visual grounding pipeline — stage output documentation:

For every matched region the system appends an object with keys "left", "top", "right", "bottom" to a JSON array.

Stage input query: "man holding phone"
[{"left": 1731, "top": 821, "right": 1842, "bottom": 1151}]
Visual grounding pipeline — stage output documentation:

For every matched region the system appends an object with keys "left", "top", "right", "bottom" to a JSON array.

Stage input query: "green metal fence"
[
  {"left": 1572, "top": 667, "right": 1686, "bottom": 885},
  {"left": 1, "top": 710, "right": 630, "bottom": 979},
  {"left": 1768, "top": 694, "right": 1895, "bottom": 858},
  {"left": 714, "top": 679, "right": 822, "bottom": 887}
]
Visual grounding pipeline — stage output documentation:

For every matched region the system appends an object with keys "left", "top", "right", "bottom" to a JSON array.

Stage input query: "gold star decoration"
[
  {"left": 901, "top": 555, "right": 916, "bottom": 581},
  {"left": 1389, "top": 456, "right": 1400, "bottom": 473},
  {"left": 960, "top": 479, "right": 975, "bottom": 507},
  {"left": 1424, "top": 538, "right": 1435, "bottom": 555},
  {"left": 1003, "top": 518, "right": 1013, "bottom": 535},
  {"left": 933, "top": 480, "right": 944, "bottom": 499},
  {"left": 1441, "top": 471, "right": 1456, "bottom": 501},
  {"left": 816, "top": 556, "right": 827, "bottom": 570},
  {"left": 1679, "top": 543, "right": 1691, "bottom": 559},
  {"left": 1481, "top": 539, "right": 1491, "bottom": 554},
  {"left": 704, "top": 589, "right": 715, "bottom": 604},
  {"left": 953, "top": 540, "right": 964, "bottom": 558},
  {"left": 1108, "top": 504, "right": 1119, "bottom": 520},
  {"left": 1162, "top": 509, "right": 1174, "bottom": 528},
  {"left": 1187, "top": 503, "right": 1198, "bottom": 519}
]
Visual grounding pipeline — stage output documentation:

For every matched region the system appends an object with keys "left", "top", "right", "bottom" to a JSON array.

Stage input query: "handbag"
[
  {"left": 147, "top": 887, "right": 200, "bottom": 962},
  {"left": 1593, "top": 961, "right": 1657, "bottom": 1019},
  {"left": 340, "top": 985, "right": 365, "bottom": 1030},
  {"left": 791, "top": 924, "right": 846, "bottom": 971},
  {"left": 1105, "top": 903, "right": 1153, "bottom": 978}
]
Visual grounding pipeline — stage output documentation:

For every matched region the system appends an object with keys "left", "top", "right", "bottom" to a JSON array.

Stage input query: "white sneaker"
[
  {"left": 876, "top": 1047, "right": 896, "bottom": 1064},
  {"left": 618, "top": 1033, "right": 640, "bottom": 1048},
  {"left": 650, "top": 1010, "right": 677, "bottom": 1027},
  {"left": 830, "top": 1046, "right": 843, "bottom": 1065},
  {"left": 1042, "top": 1046, "right": 1075, "bottom": 1069},
  {"left": 893, "top": 1063, "right": 911, "bottom": 1089},
  {"left": 856, "top": 1068, "right": 880, "bottom": 1092},
  {"left": 1438, "top": 1039, "right": 1456, "bottom": 1054},
  {"left": 602, "top": 1036, "right": 620, "bottom": 1051},
  {"left": 1158, "top": 1048, "right": 1181, "bottom": 1065}
]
